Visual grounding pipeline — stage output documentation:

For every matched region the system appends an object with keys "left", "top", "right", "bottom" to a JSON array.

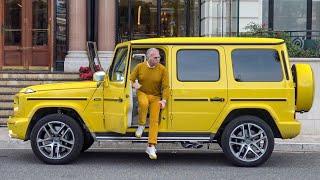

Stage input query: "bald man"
[{"left": 130, "top": 48, "right": 169, "bottom": 159}]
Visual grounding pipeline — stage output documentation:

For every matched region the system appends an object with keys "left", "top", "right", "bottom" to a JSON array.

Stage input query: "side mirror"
[{"left": 93, "top": 71, "right": 106, "bottom": 82}]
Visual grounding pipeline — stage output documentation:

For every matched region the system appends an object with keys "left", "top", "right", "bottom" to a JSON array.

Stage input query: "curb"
[
  {"left": 1, "top": 140, "right": 320, "bottom": 152},
  {"left": 274, "top": 142, "right": 320, "bottom": 152}
]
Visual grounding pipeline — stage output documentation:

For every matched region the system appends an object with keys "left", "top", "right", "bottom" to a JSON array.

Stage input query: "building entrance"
[{"left": 0, "top": 0, "right": 51, "bottom": 70}]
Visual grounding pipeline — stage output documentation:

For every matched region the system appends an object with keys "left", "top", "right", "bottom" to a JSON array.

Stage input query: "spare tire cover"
[{"left": 291, "top": 64, "right": 314, "bottom": 112}]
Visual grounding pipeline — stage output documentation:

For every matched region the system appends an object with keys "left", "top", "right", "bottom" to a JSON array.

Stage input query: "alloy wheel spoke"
[
  {"left": 42, "top": 127, "right": 53, "bottom": 138},
  {"left": 240, "top": 125, "right": 246, "bottom": 139},
  {"left": 247, "top": 123, "right": 252, "bottom": 138},
  {"left": 236, "top": 144, "right": 246, "bottom": 156},
  {"left": 37, "top": 138, "right": 52, "bottom": 144},
  {"left": 61, "top": 128, "right": 71, "bottom": 138},
  {"left": 252, "top": 143, "right": 265, "bottom": 154},
  {"left": 230, "top": 141, "right": 244, "bottom": 146},
  {"left": 39, "top": 143, "right": 53, "bottom": 148},
  {"left": 56, "top": 144, "right": 61, "bottom": 158},
  {"left": 251, "top": 130, "right": 264, "bottom": 139},
  {"left": 47, "top": 123, "right": 57, "bottom": 135},
  {"left": 249, "top": 146, "right": 260, "bottom": 158},
  {"left": 231, "top": 135, "right": 245, "bottom": 140},
  {"left": 57, "top": 124, "right": 66, "bottom": 135},
  {"left": 243, "top": 146, "right": 251, "bottom": 159},
  {"left": 59, "top": 144, "right": 72, "bottom": 150},
  {"left": 49, "top": 145, "right": 54, "bottom": 158},
  {"left": 253, "top": 136, "right": 267, "bottom": 144},
  {"left": 60, "top": 137, "right": 74, "bottom": 146}
]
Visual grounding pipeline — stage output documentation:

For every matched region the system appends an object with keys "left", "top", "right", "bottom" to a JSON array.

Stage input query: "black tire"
[
  {"left": 81, "top": 132, "right": 94, "bottom": 152},
  {"left": 30, "top": 114, "right": 84, "bottom": 164},
  {"left": 221, "top": 115, "right": 274, "bottom": 167}
]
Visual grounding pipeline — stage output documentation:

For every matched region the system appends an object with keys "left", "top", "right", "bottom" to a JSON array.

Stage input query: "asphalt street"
[{"left": 0, "top": 149, "right": 319, "bottom": 180}]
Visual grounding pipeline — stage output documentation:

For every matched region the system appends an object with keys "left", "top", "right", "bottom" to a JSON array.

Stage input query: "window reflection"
[
  {"left": 56, "top": 0, "right": 68, "bottom": 61},
  {"left": 274, "top": 0, "right": 307, "bottom": 31},
  {"left": 132, "top": 0, "right": 158, "bottom": 39},
  {"left": 117, "top": 0, "right": 200, "bottom": 42},
  {"left": 118, "top": 0, "right": 129, "bottom": 42},
  {"left": 161, "top": 0, "right": 186, "bottom": 37},
  {"left": 190, "top": 0, "right": 200, "bottom": 36},
  {"left": 4, "top": 0, "right": 22, "bottom": 45},
  {"left": 32, "top": 0, "right": 48, "bottom": 45},
  {"left": 312, "top": 0, "right": 320, "bottom": 38}
]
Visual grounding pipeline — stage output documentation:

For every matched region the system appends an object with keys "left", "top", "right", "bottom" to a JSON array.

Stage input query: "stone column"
[
  {"left": 64, "top": 0, "right": 88, "bottom": 72},
  {"left": 98, "top": 0, "right": 116, "bottom": 70}
]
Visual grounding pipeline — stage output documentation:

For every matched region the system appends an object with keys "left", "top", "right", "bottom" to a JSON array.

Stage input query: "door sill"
[{"left": 94, "top": 132, "right": 215, "bottom": 142}]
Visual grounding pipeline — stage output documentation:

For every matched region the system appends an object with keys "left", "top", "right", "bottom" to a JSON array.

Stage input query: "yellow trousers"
[{"left": 137, "top": 90, "right": 161, "bottom": 145}]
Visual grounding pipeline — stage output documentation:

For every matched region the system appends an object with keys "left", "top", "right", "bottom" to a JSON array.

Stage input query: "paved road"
[{"left": 0, "top": 149, "right": 319, "bottom": 180}]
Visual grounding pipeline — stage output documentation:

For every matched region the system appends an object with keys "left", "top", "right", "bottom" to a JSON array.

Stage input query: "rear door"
[{"left": 170, "top": 46, "right": 227, "bottom": 131}]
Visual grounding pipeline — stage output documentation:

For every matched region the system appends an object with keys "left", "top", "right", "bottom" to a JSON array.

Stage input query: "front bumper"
[{"left": 7, "top": 116, "right": 29, "bottom": 140}]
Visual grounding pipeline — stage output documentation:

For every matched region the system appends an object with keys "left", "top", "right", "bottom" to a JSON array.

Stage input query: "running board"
[{"left": 94, "top": 132, "right": 215, "bottom": 142}]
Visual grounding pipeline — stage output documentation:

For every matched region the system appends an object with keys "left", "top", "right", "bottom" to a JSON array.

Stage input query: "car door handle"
[
  {"left": 93, "top": 97, "right": 102, "bottom": 101},
  {"left": 104, "top": 98, "right": 123, "bottom": 102},
  {"left": 210, "top": 97, "right": 225, "bottom": 102}
]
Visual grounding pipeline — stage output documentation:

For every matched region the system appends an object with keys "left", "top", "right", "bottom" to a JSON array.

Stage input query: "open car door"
[{"left": 104, "top": 44, "right": 131, "bottom": 134}]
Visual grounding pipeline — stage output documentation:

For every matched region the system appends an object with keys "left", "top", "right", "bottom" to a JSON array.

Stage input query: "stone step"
[
  {"left": 0, "top": 78, "right": 79, "bottom": 82},
  {"left": 0, "top": 80, "right": 77, "bottom": 86},
  {"left": 0, "top": 102, "right": 14, "bottom": 108},
  {"left": 0, "top": 107, "right": 12, "bottom": 110},
  {"left": 0, "top": 72, "right": 79, "bottom": 80},
  {"left": 0, "top": 94, "right": 14, "bottom": 101},
  {"left": 0, "top": 110, "right": 12, "bottom": 116},
  {"left": 0, "top": 118, "right": 7, "bottom": 125},
  {"left": 0, "top": 87, "right": 22, "bottom": 93}
]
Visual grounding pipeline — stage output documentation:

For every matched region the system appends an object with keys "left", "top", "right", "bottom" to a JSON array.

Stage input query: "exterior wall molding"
[
  {"left": 98, "top": 51, "right": 114, "bottom": 70},
  {"left": 64, "top": 51, "right": 88, "bottom": 72},
  {"left": 290, "top": 57, "right": 320, "bottom": 62},
  {"left": 63, "top": 51, "right": 113, "bottom": 72}
]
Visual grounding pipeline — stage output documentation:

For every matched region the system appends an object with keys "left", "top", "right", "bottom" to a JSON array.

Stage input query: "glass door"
[
  {"left": 1, "top": 0, "right": 24, "bottom": 67},
  {"left": 1, "top": 0, "right": 51, "bottom": 69},
  {"left": 30, "top": 0, "right": 50, "bottom": 68},
  {"left": 161, "top": 0, "right": 186, "bottom": 37}
]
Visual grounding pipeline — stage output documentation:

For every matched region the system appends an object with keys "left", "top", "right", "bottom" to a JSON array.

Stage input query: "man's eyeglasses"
[{"left": 153, "top": 56, "right": 161, "bottom": 60}]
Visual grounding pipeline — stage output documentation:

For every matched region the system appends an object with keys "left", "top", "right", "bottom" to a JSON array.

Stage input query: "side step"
[{"left": 95, "top": 132, "right": 216, "bottom": 142}]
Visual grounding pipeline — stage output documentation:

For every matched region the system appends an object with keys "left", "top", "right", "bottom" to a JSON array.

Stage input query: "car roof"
[{"left": 126, "top": 37, "right": 284, "bottom": 45}]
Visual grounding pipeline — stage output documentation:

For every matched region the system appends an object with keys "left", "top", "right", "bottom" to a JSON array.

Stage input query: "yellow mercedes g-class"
[{"left": 7, "top": 37, "right": 314, "bottom": 166}]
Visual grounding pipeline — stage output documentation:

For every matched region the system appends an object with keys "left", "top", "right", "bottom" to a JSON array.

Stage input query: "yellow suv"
[{"left": 7, "top": 37, "right": 314, "bottom": 166}]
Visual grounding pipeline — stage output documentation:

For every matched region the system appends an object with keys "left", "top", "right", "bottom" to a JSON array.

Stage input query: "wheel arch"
[
  {"left": 214, "top": 108, "right": 282, "bottom": 141},
  {"left": 25, "top": 107, "right": 91, "bottom": 141}
]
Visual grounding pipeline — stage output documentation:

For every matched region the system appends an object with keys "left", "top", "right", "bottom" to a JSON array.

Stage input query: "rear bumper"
[
  {"left": 7, "top": 116, "right": 29, "bottom": 140},
  {"left": 277, "top": 120, "right": 301, "bottom": 139}
]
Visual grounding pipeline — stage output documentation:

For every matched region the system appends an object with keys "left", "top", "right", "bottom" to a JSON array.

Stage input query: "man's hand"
[
  {"left": 159, "top": 100, "right": 166, "bottom": 109},
  {"left": 132, "top": 80, "right": 141, "bottom": 90}
]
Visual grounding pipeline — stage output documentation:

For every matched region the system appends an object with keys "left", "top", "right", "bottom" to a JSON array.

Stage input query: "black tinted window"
[
  {"left": 232, "top": 49, "right": 283, "bottom": 82},
  {"left": 177, "top": 50, "right": 219, "bottom": 81}
]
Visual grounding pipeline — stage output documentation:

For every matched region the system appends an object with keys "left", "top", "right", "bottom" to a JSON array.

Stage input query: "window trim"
[
  {"left": 281, "top": 50, "right": 290, "bottom": 80},
  {"left": 176, "top": 49, "right": 221, "bottom": 82},
  {"left": 130, "top": 47, "right": 167, "bottom": 67},
  {"left": 231, "top": 48, "right": 284, "bottom": 82},
  {"left": 109, "top": 47, "right": 129, "bottom": 83}
]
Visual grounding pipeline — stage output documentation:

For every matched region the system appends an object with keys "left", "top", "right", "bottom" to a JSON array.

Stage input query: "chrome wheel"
[
  {"left": 36, "top": 121, "right": 75, "bottom": 160},
  {"left": 229, "top": 123, "right": 268, "bottom": 162}
]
